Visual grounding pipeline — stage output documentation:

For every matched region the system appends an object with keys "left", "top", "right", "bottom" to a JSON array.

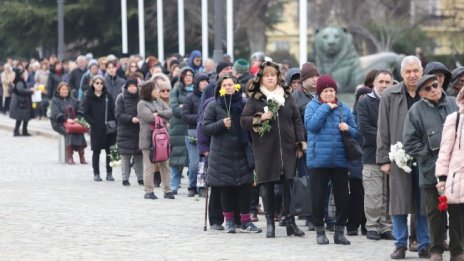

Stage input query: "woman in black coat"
[
  {"left": 115, "top": 78, "right": 143, "bottom": 186},
  {"left": 50, "top": 82, "right": 87, "bottom": 164},
  {"left": 82, "top": 75, "right": 117, "bottom": 182},
  {"left": 10, "top": 68, "right": 34, "bottom": 136},
  {"left": 202, "top": 75, "right": 261, "bottom": 234}
]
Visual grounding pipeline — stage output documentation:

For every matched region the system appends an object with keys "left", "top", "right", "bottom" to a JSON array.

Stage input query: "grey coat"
[
  {"left": 105, "top": 74, "right": 126, "bottom": 102},
  {"left": 137, "top": 99, "right": 172, "bottom": 150},
  {"left": 376, "top": 82, "right": 417, "bottom": 215},
  {"left": 403, "top": 93, "right": 457, "bottom": 188},
  {"left": 9, "top": 81, "right": 33, "bottom": 121}
]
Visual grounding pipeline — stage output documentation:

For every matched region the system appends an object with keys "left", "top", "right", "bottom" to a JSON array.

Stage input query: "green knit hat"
[{"left": 233, "top": 59, "right": 250, "bottom": 74}]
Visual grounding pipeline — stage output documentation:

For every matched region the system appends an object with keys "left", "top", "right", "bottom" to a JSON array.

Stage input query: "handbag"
[
  {"left": 63, "top": 106, "right": 89, "bottom": 134},
  {"left": 290, "top": 170, "right": 312, "bottom": 216},
  {"left": 105, "top": 96, "right": 117, "bottom": 135},
  {"left": 149, "top": 116, "right": 171, "bottom": 163},
  {"left": 338, "top": 107, "right": 363, "bottom": 161}
]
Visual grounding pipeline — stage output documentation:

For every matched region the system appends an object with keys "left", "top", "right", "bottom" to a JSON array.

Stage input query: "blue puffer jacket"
[{"left": 304, "top": 97, "right": 358, "bottom": 169}]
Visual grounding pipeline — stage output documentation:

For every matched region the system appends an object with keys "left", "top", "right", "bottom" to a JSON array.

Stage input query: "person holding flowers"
[
  {"left": 203, "top": 74, "right": 260, "bottom": 233},
  {"left": 241, "top": 61, "right": 306, "bottom": 238},
  {"left": 304, "top": 75, "right": 357, "bottom": 245},
  {"left": 403, "top": 74, "right": 458, "bottom": 261},
  {"left": 50, "top": 82, "right": 88, "bottom": 165},
  {"left": 435, "top": 87, "right": 464, "bottom": 261}
]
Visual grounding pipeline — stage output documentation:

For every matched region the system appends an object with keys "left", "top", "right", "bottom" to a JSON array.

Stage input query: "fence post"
[{"left": 58, "top": 135, "right": 66, "bottom": 163}]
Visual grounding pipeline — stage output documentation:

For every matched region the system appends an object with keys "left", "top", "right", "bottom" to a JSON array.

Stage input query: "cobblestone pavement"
[{"left": 0, "top": 116, "right": 451, "bottom": 260}]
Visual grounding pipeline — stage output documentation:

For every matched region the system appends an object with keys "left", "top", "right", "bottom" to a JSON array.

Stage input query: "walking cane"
[{"left": 204, "top": 185, "right": 209, "bottom": 231}]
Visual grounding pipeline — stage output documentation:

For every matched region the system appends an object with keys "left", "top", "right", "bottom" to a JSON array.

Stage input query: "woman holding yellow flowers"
[
  {"left": 202, "top": 74, "right": 261, "bottom": 234},
  {"left": 240, "top": 61, "right": 306, "bottom": 238}
]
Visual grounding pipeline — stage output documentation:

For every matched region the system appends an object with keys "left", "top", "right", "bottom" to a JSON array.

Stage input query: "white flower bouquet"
[
  {"left": 388, "top": 142, "right": 416, "bottom": 173},
  {"left": 259, "top": 96, "right": 285, "bottom": 137}
]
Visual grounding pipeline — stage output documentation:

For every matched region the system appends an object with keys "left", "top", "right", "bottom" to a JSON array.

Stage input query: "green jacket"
[{"left": 168, "top": 83, "right": 189, "bottom": 167}]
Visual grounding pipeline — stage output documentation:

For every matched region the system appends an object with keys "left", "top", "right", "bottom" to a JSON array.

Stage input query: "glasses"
[
  {"left": 94, "top": 81, "right": 103, "bottom": 85},
  {"left": 423, "top": 82, "right": 439, "bottom": 92},
  {"left": 160, "top": 89, "right": 171, "bottom": 93}
]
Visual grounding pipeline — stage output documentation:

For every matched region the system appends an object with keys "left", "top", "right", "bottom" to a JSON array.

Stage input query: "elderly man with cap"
[
  {"left": 403, "top": 74, "right": 458, "bottom": 261},
  {"left": 448, "top": 67, "right": 464, "bottom": 97}
]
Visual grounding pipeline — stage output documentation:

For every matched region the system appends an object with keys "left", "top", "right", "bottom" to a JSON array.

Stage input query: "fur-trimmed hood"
[{"left": 247, "top": 61, "right": 291, "bottom": 101}]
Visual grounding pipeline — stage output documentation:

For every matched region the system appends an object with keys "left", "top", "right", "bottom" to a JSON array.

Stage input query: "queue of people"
[{"left": 2, "top": 52, "right": 464, "bottom": 260}]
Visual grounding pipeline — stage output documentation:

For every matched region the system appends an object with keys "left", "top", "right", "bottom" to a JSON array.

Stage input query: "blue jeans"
[
  {"left": 185, "top": 130, "right": 199, "bottom": 190},
  {"left": 392, "top": 167, "right": 430, "bottom": 250},
  {"left": 170, "top": 166, "right": 183, "bottom": 191}
]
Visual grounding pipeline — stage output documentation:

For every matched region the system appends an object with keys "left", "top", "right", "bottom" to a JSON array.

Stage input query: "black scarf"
[{"left": 218, "top": 92, "right": 249, "bottom": 145}]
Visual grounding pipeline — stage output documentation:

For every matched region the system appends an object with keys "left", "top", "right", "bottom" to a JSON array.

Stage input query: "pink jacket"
[{"left": 436, "top": 88, "right": 464, "bottom": 204}]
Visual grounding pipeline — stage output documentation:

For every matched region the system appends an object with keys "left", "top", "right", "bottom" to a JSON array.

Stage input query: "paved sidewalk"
[{"left": 0, "top": 117, "right": 448, "bottom": 260}]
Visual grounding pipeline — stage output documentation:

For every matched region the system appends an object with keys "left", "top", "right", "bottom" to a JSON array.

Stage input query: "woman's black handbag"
[
  {"left": 338, "top": 107, "right": 363, "bottom": 161},
  {"left": 290, "top": 172, "right": 312, "bottom": 216},
  {"left": 105, "top": 96, "right": 117, "bottom": 135}
]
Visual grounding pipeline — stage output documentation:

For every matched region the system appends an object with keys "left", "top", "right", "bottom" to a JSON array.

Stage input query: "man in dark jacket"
[
  {"left": 199, "top": 61, "right": 233, "bottom": 107},
  {"left": 292, "top": 62, "right": 319, "bottom": 230},
  {"left": 357, "top": 70, "right": 394, "bottom": 241},
  {"left": 105, "top": 60, "right": 126, "bottom": 102},
  {"left": 67, "top": 55, "right": 87, "bottom": 98},
  {"left": 232, "top": 59, "right": 252, "bottom": 93},
  {"left": 403, "top": 75, "right": 458, "bottom": 261}
]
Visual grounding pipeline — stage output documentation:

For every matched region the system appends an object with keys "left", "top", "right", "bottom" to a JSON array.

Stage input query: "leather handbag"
[
  {"left": 105, "top": 96, "right": 117, "bottom": 135},
  {"left": 338, "top": 107, "right": 363, "bottom": 161},
  {"left": 290, "top": 170, "right": 312, "bottom": 216},
  {"left": 64, "top": 121, "right": 89, "bottom": 134}
]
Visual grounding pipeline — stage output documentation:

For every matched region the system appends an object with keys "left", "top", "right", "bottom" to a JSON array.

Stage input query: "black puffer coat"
[
  {"left": 202, "top": 91, "right": 252, "bottom": 187},
  {"left": 182, "top": 73, "right": 208, "bottom": 129},
  {"left": 82, "top": 86, "right": 116, "bottom": 150},
  {"left": 115, "top": 87, "right": 141, "bottom": 155},
  {"left": 9, "top": 79, "right": 33, "bottom": 121}
]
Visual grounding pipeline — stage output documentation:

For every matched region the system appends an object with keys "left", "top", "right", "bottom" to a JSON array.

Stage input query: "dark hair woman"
[
  {"left": 137, "top": 80, "right": 175, "bottom": 200},
  {"left": 10, "top": 68, "right": 34, "bottom": 136},
  {"left": 203, "top": 74, "right": 261, "bottom": 233},
  {"left": 240, "top": 61, "right": 306, "bottom": 238},
  {"left": 82, "top": 75, "right": 116, "bottom": 182},
  {"left": 50, "top": 82, "right": 87, "bottom": 164}
]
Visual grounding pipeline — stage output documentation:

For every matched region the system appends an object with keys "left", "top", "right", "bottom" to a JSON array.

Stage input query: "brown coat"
[
  {"left": 240, "top": 89, "right": 305, "bottom": 184},
  {"left": 376, "top": 82, "right": 420, "bottom": 215}
]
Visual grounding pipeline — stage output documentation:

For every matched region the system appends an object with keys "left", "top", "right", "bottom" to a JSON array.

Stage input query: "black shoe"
[
  {"left": 171, "top": 190, "right": 178, "bottom": 195},
  {"left": 22, "top": 131, "right": 31, "bottom": 136},
  {"left": 380, "top": 231, "right": 395, "bottom": 240},
  {"left": 122, "top": 180, "right": 130, "bottom": 186},
  {"left": 391, "top": 246, "right": 407, "bottom": 259},
  {"left": 13, "top": 130, "right": 20, "bottom": 137},
  {"left": 334, "top": 232, "right": 351, "bottom": 245},
  {"left": 210, "top": 224, "right": 224, "bottom": 231},
  {"left": 137, "top": 179, "right": 144, "bottom": 185},
  {"left": 316, "top": 227, "right": 329, "bottom": 245},
  {"left": 265, "top": 215, "right": 275, "bottom": 238},
  {"left": 225, "top": 220, "right": 235, "bottom": 233},
  {"left": 361, "top": 226, "right": 367, "bottom": 235},
  {"left": 278, "top": 216, "right": 286, "bottom": 227},
  {"left": 198, "top": 188, "right": 207, "bottom": 198},
  {"left": 286, "top": 216, "right": 305, "bottom": 237},
  {"left": 106, "top": 173, "right": 114, "bottom": 181},
  {"left": 144, "top": 192, "right": 158, "bottom": 200},
  {"left": 187, "top": 189, "right": 196, "bottom": 197},
  {"left": 366, "top": 231, "right": 381, "bottom": 240},
  {"left": 326, "top": 223, "right": 335, "bottom": 232},
  {"left": 347, "top": 230, "right": 358, "bottom": 236},
  {"left": 94, "top": 174, "right": 102, "bottom": 182},
  {"left": 305, "top": 220, "right": 315, "bottom": 231},
  {"left": 164, "top": 192, "right": 175, "bottom": 199}
]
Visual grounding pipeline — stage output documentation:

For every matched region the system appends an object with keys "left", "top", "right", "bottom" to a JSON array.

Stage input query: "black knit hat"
[{"left": 216, "top": 61, "right": 233, "bottom": 74}]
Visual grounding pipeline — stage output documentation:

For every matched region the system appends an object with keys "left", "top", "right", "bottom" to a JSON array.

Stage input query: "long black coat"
[
  {"left": 9, "top": 80, "right": 33, "bottom": 121},
  {"left": 82, "top": 87, "right": 116, "bottom": 150},
  {"left": 241, "top": 88, "right": 305, "bottom": 184},
  {"left": 168, "top": 82, "right": 189, "bottom": 167},
  {"left": 202, "top": 98, "right": 252, "bottom": 187},
  {"left": 357, "top": 92, "right": 380, "bottom": 164},
  {"left": 182, "top": 89, "right": 202, "bottom": 130},
  {"left": 115, "top": 88, "right": 141, "bottom": 155}
]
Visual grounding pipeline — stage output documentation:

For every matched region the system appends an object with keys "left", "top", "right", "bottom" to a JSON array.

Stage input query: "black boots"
[
  {"left": 94, "top": 174, "right": 102, "bottom": 182},
  {"left": 316, "top": 226, "right": 329, "bottom": 245},
  {"left": 265, "top": 215, "right": 275, "bottom": 238},
  {"left": 106, "top": 173, "right": 114, "bottom": 181},
  {"left": 334, "top": 225, "right": 351, "bottom": 245},
  {"left": 286, "top": 216, "right": 305, "bottom": 237}
]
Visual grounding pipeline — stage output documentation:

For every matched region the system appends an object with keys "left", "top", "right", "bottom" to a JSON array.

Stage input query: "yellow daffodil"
[
  {"left": 219, "top": 87, "right": 226, "bottom": 96},
  {"left": 234, "top": 84, "right": 241, "bottom": 92}
]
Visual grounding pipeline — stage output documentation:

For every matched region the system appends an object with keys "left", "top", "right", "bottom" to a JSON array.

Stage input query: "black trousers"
[
  {"left": 250, "top": 185, "right": 260, "bottom": 214},
  {"left": 311, "top": 168, "right": 349, "bottom": 227},
  {"left": 261, "top": 176, "right": 292, "bottom": 218},
  {"left": 208, "top": 186, "right": 240, "bottom": 226},
  {"left": 220, "top": 184, "right": 252, "bottom": 214},
  {"left": 92, "top": 148, "right": 111, "bottom": 175},
  {"left": 347, "top": 178, "right": 366, "bottom": 232},
  {"left": 14, "top": 120, "right": 29, "bottom": 133}
]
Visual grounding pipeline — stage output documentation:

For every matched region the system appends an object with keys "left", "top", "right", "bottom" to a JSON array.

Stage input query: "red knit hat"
[{"left": 316, "top": 75, "right": 338, "bottom": 95}]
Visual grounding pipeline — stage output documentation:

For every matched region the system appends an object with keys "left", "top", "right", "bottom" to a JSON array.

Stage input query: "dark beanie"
[
  {"left": 416, "top": 74, "right": 437, "bottom": 94},
  {"left": 125, "top": 78, "right": 138, "bottom": 88},
  {"left": 216, "top": 61, "right": 233, "bottom": 74},
  {"left": 233, "top": 59, "right": 250, "bottom": 74},
  {"left": 300, "top": 62, "right": 320, "bottom": 82},
  {"left": 316, "top": 75, "right": 337, "bottom": 95}
]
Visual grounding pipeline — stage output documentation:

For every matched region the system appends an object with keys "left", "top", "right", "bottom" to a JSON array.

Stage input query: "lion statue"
[{"left": 314, "top": 26, "right": 404, "bottom": 93}]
